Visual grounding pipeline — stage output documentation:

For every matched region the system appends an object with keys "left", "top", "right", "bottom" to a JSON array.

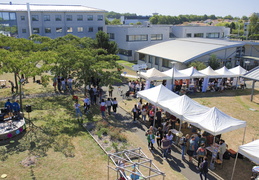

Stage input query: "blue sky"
[{"left": 5, "top": 0, "right": 259, "bottom": 17}]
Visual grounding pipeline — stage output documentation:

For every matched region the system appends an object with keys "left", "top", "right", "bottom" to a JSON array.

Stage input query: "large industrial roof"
[
  {"left": 0, "top": 3, "right": 106, "bottom": 13},
  {"left": 137, "top": 38, "right": 246, "bottom": 63}
]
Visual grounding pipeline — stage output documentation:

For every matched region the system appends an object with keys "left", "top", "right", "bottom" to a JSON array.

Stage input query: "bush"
[{"left": 95, "top": 120, "right": 109, "bottom": 131}]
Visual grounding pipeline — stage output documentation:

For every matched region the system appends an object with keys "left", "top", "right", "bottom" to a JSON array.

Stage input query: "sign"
[{"left": 132, "top": 64, "right": 147, "bottom": 71}]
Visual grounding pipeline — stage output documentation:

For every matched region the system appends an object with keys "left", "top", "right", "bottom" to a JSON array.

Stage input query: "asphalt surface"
[{"left": 102, "top": 82, "right": 223, "bottom": 180}]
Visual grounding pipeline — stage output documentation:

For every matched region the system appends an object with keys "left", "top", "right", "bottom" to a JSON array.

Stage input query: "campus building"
[{"left": 0, "top": 3, "right": 106, "bottom": 39}]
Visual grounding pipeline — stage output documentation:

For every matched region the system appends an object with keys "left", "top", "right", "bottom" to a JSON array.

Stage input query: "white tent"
[
  {"left": 137, "top": 84, "right": 179, "bottom": 106},
  {"left": 158, "top": 95, "right": 209, "bottom": 120},
  {"left": 215, "top": 66, "right": 238, "bottom": 77},
  {"left": 199, "top": 66, "right": 222, "bottom": 78},
  {"left": 179, "top": 66, "right": 206, "bottom": 78},
  {"left": 184, "top": 107, "right": 246, "bottom": 136},
  {"left": 162, "top": 67, "right": 190, "bottom": 79},
  {"left": 231, "top": 139, "right": 259, "bottom": 180},
  {"left": 139, "top": 68, "right": 171, "bottom": 81},
  {"left": 229, "top": 65, "right": 248, "bottom": 76}
]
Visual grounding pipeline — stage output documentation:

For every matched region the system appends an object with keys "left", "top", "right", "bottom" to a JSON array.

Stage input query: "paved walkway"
[{"left": 102, "top": 83, "right": 224, "bottom": 180}]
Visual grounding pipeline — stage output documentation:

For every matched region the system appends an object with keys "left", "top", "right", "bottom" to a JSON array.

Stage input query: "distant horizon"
[{"left": 2, "top": 0, "right": 258, "bottom": 18}]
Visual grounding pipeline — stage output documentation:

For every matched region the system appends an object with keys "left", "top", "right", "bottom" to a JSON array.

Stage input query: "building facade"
[{"left": 0, "top": 3, "right": 106, "bottom": 39}]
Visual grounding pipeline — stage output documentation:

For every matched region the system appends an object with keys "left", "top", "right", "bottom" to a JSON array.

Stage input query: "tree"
[
  {"left": 95, "top": 31, "right": 118, "bottom": 54},
  {"left": 208, "top": 54, "right": 220, "bottom": 70},
  {"left": 248, "top": 13, "right": 259, "bottom": 38},
  {"left": 187, "top": 61, "right": 206, "bottom": 70}
]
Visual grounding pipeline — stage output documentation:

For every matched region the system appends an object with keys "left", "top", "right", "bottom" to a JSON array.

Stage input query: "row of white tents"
[
  {"left": 139, "top": 65, "right": 248, "bottom": 92},
  {"left": 137, "top": 84, "right": 258, "bottom": 179}
]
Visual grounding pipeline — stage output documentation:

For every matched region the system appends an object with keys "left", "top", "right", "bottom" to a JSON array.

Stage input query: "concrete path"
[{"left": 102, "top": 83, "right": 224, "bottom": 180}]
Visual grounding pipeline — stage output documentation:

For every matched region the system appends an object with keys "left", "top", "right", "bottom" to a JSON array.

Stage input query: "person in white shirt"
[
  {"left": 83, "top": 96, "right": 90, "bottom": 114},
  {"left": 67, "top": 76, "right": 73, "bottom": 91},
  {"left": 219, "top": 139, "right": 227, "bottom": 161},
  {"left": 106, "top": 98, "right": 112, "bottom": 115},
  {"left": 74, "top": 101, "right": 82, "bottom": 118},
  {"left": 112, "top": 97, "right": 118, "bottom": 114}
]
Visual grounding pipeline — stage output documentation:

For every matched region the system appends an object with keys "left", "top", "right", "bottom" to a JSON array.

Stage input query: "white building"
[
  {"left": 0, "top": 3, "right": 106, "bottom": 39},
  {"left": 107, "top": 24, "right": 172, "bottom": 61},
  {"left": 171, "top": 26, "right": 230, "bottom": 38},
  {"left": 137, "top": 38, "right": 259, "bottom": 70}
]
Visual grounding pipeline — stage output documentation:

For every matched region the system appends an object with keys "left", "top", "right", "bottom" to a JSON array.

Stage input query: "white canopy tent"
[
  {"left": 179, "top": 66, "right": 206, "bottom": 78},
  {"left": 184, "top": 107, "right": 247, "bottom": 136},
  {"left": 139, "top": 68, "right": 171, "bottom": 81},
  {"left": 137, "top": 84, "right": 179, "bottom": 107},
  {"left": 231, "top": 139, "right": 259, "bottom": 180},
  {"left": 215, "top": 66, "right": 238, "bottom": 77},
  {"left": 199, "top": 66, "right": 222, "bottom": 78},
  {"left": 229, "top": 65, "right": 248, "bottom": 76},
  {"left": 158, "top": 95, "right": 209, "bottom": 120}
]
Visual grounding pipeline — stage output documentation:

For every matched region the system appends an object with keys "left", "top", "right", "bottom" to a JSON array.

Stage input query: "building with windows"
[
  {"left": 0, "top": 3, "right": 106, "bottom": 38},
  {"left": 107, "top": 24, "right": 172, "bottom": 61},
  {"left": 137, "top": 38, "right": 259, "bottom": 71}
]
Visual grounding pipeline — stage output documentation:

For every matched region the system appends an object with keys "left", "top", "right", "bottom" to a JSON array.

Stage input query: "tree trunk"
[{"left": 14, "top": 73, "right": 18, "bottom": 93}]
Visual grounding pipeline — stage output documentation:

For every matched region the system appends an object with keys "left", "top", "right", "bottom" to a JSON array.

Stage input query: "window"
[
  {"left": 67, "top": 27, "right": 73, "bottom": 33},
  {"left": 21, "top": 16, "right": 25, "bottom": 21},
  {"left": 44, "top": 15, "right": 50, "bottom": 21},
  {"left": 45, "top": 28, "right": 51, "bottom": 33},
  {"left": 148, "top": 56, "right": 153, "bottom": 64},
  {"left": 126, "top": 35, "right": 148, "bottom": 41},
  {"left": 32, "top": 28, "right": 40, "bottom": 33},
  {"left": 206, "top": 33, "right": 220, "bottom": 38},
  {"left": 77, "top": 15, "right": 83, "bottom": 21},
  {"left": 186, "top": 33, "right": 192, "bottom": 37},
  {"left": 139, "top": 53, "right": 146, "bottom": 61},
  {"left": 55, "top": 15, "right": 61, "bottom": 21},
  {"left": 155, "top": 57, "right": 159, "bottom": 65},
  {"left": 118, "top": 49, "right": 132, "bottom": 56},
  {"left": 88, "top": 27, "right": 93, "bottom": 32},
  {"left": 108, "top": 33, "right": 115, "bottom": 39},
  {"left": 77, "top": 27, "right": 83, "bottom": 32},
  {"left": 9, "top": 13, "right": 16, "bottom": 20},
  {"left": 194, "top": 33, "right": 204, "bottom": 37},
  {"left": 151, "top": 34, "right": 163, "bottom": 41},
  {"left": 32, "top": 15, "right": 39, "bottom": 21},
  {"left": 66, "top": 15, "right": 72, "bottom": 21},
  {"left": 87, "top": 15, "right": 93, "bottom": 21},
  {"left": 22, "top": 29, "right": 26, "bottom": 33},
  {"left": 98, "top": 27, "right": 103, "bottom": 31},
  {"left": 97, "top": 15, "right": 103, "bottom": 21},
  {"left": 162, "top": 59, "right": 170, "bottom": 68},
  {"left": 56, "top": 27, "right": 62, "bottom": 33},
  {"left": 2, "top": 12, "right": 9, "bottom": 20}
]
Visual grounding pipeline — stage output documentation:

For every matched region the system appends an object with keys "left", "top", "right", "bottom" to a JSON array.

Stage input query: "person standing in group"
[
  {"left": 74, "top": 100, "right": 82, "bottom": 118},
  {"left": 156, "top": 127, "right": 163, "bottom": 148},
  {"left": 67, "top": 76, "right": 73, "bottom": 91},
  {"left": 106, "top": 98, "right": 112, "bottom": 116},
  {"left": 196, "top": 143, "right": 207, "bottom": 168},
  {"left": 187, "top": 135, "right": 196, "bottom": 164},
  {"left": 166, "top": 130, "right": 174, "bottom": 154},
  {"left": 12, "top": 100, "right": 21, "bottom": 118},
  {"left": 112, "top": 97, "right": 118, "bottom": 114},
  {"left": 132, "top": 104, "right": 139, "bottom": 123},
  {"left": 199, "top": 157, "right": 208, "bottom": 180},
  {"left": 108, "top": 84, "right": 114, "bottom": 97},
  {"left": 146, "top": 130, "right": 155, "bottom": 152},
  {"left": 57, "top": 76, "right": 62, "bottom": 92},
  {"left": 218, "top": 139, "right": 227, "bottom": 162},
  {"left": 5, "top": 99, "right": 13, "bottom": 116},
  {"left": 83, "top": 96, "right": 90, "bottom": 114},
  {"left": 8, "top": 80, "right": 15, "bottom": 94},
  {"left": 141, "top": 105, "right": 147, "bottom": 121},
  {"left": 61, "top": 77, "right": 66, "bottom": 92},
  {"left": 52, "top": 77, "right": 57, "bottom": 91},
  {"left": 161, "top": 135, "right": 171, "bottom": 159},
  {"left": 100, "top": 99, "right": 106, "bottom": 119},
  {"left": 180, "top": 134, "right": 189, "bottom": 160}
]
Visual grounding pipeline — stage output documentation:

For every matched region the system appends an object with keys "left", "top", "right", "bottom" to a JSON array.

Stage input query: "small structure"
[
  {"left": 242, "top": 66, "right": 259, "bottom": 101},
  {"left": 107, "top": 148, "right": 165, "bottom": 180}
]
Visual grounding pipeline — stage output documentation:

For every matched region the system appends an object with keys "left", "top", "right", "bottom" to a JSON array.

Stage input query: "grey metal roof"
[
  {"left": 137, "top": 38, "right": 246, "bottom": 63},
  {"left": 0, "top": 3, "right": 106, "bottom": 13},
  {"left": 242, "top": 66, "right": 259, "bottom": 81}
]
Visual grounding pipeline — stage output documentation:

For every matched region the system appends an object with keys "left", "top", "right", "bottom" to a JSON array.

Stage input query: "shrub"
[{"left": 95, "top": 120, "right": 109, "bottom": 131}]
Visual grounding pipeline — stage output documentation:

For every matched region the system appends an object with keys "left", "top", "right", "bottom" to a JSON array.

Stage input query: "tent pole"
[
  {"left": 230, "top": 152, "right": 239, "bottom": 180},
  {"left": 250, "top": 80, "right": 255, "bottom": 101},
  {"left": 242, "top": 126, "right": 247, "bottom": 145}
]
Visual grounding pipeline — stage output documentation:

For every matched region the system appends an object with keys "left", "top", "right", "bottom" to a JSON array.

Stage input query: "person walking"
[
  {"left": 106, "top": 98, "right": 112, "bottom": 115},
  {"left": 166, "top": 130, "right": 174, "bottom": 154},
  {"left": 108, "top": 84, "right": 114, "bottom": 97},
  {"left": 156, "top": 127, "right": 163, "bottom": 148},
  {"left": 199, "top": 157, "right": 208, "bottom": 180},
  {"left": 112, "top": 97, "right": 118, "bottom": 114},
  {"left": 146, "top": 130, "right": 155, "bottom": 152},
  {"left": 100, "top": 99, "right": 106, "bottom": 119},
  {"left": 132, "top": 104, "right": 139, "bottom": 123},
  {"left": 74, "top": 101, "right": 82, "bottom": 118},
  {"left": 161, "top": 135, "right": 171, "bottom": 159}
]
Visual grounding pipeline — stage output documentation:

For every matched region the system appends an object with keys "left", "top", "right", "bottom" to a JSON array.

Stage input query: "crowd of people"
[{"left": 53, "top": 75, "right": 74, "bottom": 93}]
